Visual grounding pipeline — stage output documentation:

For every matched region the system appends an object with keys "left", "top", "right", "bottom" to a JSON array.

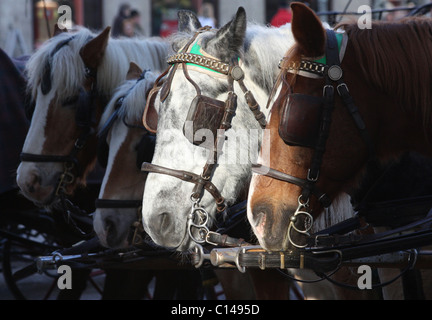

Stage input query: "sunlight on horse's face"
[{"left": 94, "top": 121, "right": 145, "bottom": 249}]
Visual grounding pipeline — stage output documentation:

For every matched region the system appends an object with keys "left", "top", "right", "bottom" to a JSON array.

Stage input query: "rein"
[{"left": 141, "top": 27, "right": 264, "bottom": 247}]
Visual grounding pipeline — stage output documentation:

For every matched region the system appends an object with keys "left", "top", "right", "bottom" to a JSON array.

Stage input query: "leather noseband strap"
[{"left": 141, "top": 162, "right": 226, "bottom": 212}]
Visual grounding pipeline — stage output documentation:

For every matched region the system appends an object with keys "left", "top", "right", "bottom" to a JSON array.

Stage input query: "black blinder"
[
  {"left": 136, "top": 134, "right": 156, "bottom": 169},
  {"left": 75, "top": 87, "right": 94, "bottom": 128},
  {"left": 183, "top": 95, "right": 226, "bottom": 148},
  {"left": 24, "top": 94, "right": 36, "bottom": 121},
  {"left": 279, "top": 93, "right": 323, "bottom": 149},
  {"left": 97, "top": 136, "right": 109, "bottom": 169},
  {"left": 41, "top": 59, "right": 52, "bottom": 95},
  {"left": 97, "top": 109, "right": 120, "bottom": 168}
]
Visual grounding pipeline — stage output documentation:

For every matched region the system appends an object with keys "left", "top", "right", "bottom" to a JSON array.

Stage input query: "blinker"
[
  {"left": 75, "top": 87, "right": 94, "bottom": 128},
  {"left": 183, "top": 95, "right": 226, "bottom": 147},
  {"left": 279, "top": 93, "right": 323, "bottom": 149}
]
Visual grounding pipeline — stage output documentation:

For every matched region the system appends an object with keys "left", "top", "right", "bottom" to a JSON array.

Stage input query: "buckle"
[
  {"left": 307, "top": 169, "right": 319, "bottom": 182},
  {"left": 337, "top": 83, "right": 349, "bottom": 96}
]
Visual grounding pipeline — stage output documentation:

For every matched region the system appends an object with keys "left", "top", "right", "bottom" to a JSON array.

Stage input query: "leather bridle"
[
  {"left": 141, "top": 27, "right": 265, "bottom": 246},
  {"left": 252, "top": 30, "right": 374, "bottom": 248}
]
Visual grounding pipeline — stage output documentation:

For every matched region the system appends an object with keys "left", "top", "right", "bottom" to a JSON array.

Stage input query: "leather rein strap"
[{"left": 141, "top": 162, "right": 225, "bottom": 209}]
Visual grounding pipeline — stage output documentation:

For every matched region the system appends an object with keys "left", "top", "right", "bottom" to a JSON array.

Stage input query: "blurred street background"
[{"left": 1, "top": 0, "right": 430, "bottom": 58}]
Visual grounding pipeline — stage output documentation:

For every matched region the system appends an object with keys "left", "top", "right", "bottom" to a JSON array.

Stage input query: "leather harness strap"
[
  {"left": 141, "top": 162, "right": 226, "bottom": 211},
  {"left": 252, "top": 164, "right": 330, "bottom": 206}
]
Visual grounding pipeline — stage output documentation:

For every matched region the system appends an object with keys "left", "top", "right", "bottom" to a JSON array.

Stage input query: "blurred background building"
[{"left": 0, "top": 0, "right": 430, "bottom": 57}]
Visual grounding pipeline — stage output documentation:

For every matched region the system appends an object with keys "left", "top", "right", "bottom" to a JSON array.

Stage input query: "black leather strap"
[
  {"left": 252, "top": 164, "right": 332, "bottom": 207},
  {"left": 141, "top": 162, "right": 226, "bottom": 212}
]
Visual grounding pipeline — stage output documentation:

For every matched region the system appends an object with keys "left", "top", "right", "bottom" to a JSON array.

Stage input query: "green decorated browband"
[{"left": 280, "top": 32, "right": 345, "bottom": 77}]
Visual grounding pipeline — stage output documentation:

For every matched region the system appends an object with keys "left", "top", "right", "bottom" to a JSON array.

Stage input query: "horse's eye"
[{"left": 63, "top": 95, "right": 79, "bottom": 106}]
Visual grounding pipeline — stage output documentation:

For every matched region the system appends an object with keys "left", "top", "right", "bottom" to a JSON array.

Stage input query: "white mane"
[
  {"left": 242, "top": 23, "right": 293, "bottom": 93},
  {"left": 313, "top": 193, "right": 356, "bottom": 233},
  {"left": 26, "top": 27, "right": 169, "bottom": 102}
]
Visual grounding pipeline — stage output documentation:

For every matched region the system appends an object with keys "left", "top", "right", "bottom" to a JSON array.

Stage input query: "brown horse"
[
  {"left": 93, "top": 62, "right": 156, "bottom": 249},
  {"left": 248, "top": 2, "right": 432, "bottom": 252},
  {"left": 16, "top": 26, "right": 168, "bottom": 206}
]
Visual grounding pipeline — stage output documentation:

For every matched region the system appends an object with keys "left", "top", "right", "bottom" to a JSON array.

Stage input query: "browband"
[
  {"left": 279, "top": 32, "right": 348, "bottom": 79},
  {"left": 167, "top": 52, "right": 231, "bottom": 75}
]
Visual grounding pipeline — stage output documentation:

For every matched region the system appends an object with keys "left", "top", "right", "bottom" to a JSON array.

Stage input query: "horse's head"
[
  {"left": 93, "top": 63, "right": 156, "bottom": 249},
  {"left": 17, "top": 27, "right": 111, "bottom": 206},
  {"left": 248, "top": 2, "right": 432, "bottom": 251},
  {"left": 142, "top": 8, "right": 292, "bottom": 251},
  {"left": 248, "top": 3, "right": 375, "bottom": 251}
]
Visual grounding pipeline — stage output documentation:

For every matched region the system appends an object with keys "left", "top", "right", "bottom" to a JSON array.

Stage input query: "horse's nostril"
[
  {"left": 105, "top": 218, "right": 116, "bottom": 236},
  {"left": 254, "top": 212, "right": 266, "bottom": 227},
  {"left": 150, "top": 212, "right": 175, "bottom": 238},
  {"left": 105, "top": 217, "right": 119, "bottom": 248},
  {"left": 252, "top": 204, "right": 272, "bottom": 225},
  {"left": 26, "top": 172, "right": 42, "bottom": 194},
  {"left": 160, "top": 212, "right": 171, "bottom": 231}
]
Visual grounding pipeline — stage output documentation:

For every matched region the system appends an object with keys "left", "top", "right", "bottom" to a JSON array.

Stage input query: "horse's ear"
[
  {"left": 290, "top": 2, "right": 326, "bottom": 57},
  {"left": 178, "top": 10, "right": 202, "bottom": 33},
  {"left": 205, "top": 7, "right": 246, "bottom": 61},
  {"left": 79, "top": 26, "right": 111, "bottom": 70},
  {"left": 53, "top": 24, "right": 67, "bottom": 37},
  {"left": 126, "top": 62, "right": 143, "bottom": 80}
]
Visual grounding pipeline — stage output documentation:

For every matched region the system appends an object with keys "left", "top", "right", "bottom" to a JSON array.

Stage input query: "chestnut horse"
[
  {"left": 247, "top": 2, "right": 432, "bottom": 299},
  {"left": 248, "top": 2, "right": 432, "bottom": 252},
  {"left": 16, "top": 26, "right": 168, "bottom": 207}
]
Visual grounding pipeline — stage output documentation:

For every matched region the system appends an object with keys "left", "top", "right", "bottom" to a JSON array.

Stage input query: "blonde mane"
[{"left": 26, "top": 27, "right": 169, "bottom": 103}]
